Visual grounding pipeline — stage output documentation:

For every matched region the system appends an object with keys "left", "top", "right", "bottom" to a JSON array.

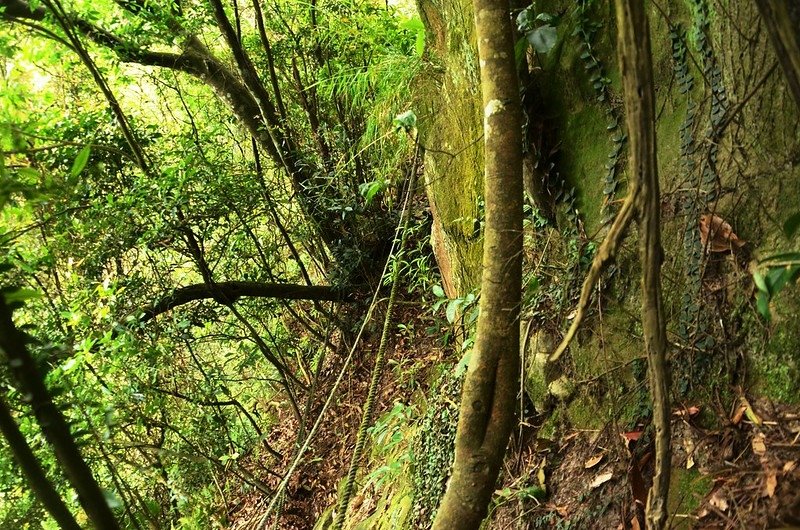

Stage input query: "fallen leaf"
[
  {"left": 741, "top": 395, "right": 763, "bottom": 426},
  {"left": 783, "top": 460, "right": 797, "bottom": 474},
  {"left": 622, "top": 431, "right": 643, "bottom": 442},
  {"left": 685, "top": 436, "right": 696, "bottom": 469},
  {"left": 590, "top": 471, "right": 613, "bottom": 489},
  {"left": 699, "top": 214, "right": 746, "bottom": 253},
  {"left": 630, "top": 516, "right": 641, "bottom": 530},
  {"left": 538, "top": 463, "right": 547, "bottom": 490},
  {"left": 764, "top": 469, "right": 777, "bottom": 498},
  {"left": 628, "top": 458, "right": 647, "bottom": 506},
  {"left": 584, "top": 454, "right": 605, "bottom": 469},
  {"left": 709, "top": 490, "right": 729, "bottom": 512},
  {"left": 622, "top": 430, "right": 643, "bottom": 451},
  {"left": 752, "top": 432, "right": 767, "bottom": 456},
  {"left": 673, "top": 406, "right": 701, "bottom": 418},
  {"left": 731, "top": 404, "right": 747, "bottom": 425}
]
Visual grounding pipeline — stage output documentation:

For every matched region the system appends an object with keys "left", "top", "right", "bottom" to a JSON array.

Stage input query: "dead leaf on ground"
[
  {"left": 630, "top": 515, "right": 641, "bottom": 530},
  {"left": 764, "top": 469, "right": 778, "bottom": 498},
  {"left": 584, "top": 453, "right": 605, "bottom": 469},
  {"left": 783, "top": 460, "right": 797, "bottom": 474},
  {"left": 752, "top": 432, "right": 767, "bottom": 456},
  {"left": 740, "top": 395, "right": 763, "bottom": 426},
  {"left": 673, "top": 405, "right": 701, "bottom": 418},
  {"left": 699, "top": 214, "right": 746, "bottom": 253},
  {"left": 621, "top": 430, "right": 643, "bottom": 451},
  {"left": 731, "top": 404, "right": 747, "bottom": 425},
  {"left": 685, "top": 437, "right": 696, "bottom": 469},
  {"left": 590, "top": 471, "right": 613, "bottom": 489},
  {"left": 709, "top": 490, "right": 729, "bottom": 512}
]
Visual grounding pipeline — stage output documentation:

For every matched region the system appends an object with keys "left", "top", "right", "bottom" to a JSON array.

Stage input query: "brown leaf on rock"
[
  {"left": 699, "top": 214, "right": 746, "bottom": 253},
  {"left": 584, "top": 453, "right": 605, "bottom": 469},
  {"left": 590, "top": 471, "right": 613, "bottom": 489}
]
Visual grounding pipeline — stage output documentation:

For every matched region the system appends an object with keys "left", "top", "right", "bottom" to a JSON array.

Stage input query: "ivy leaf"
[
  {"left": 527, "top": 26, "right": 558, "bottom": 54},
  {"left": 70, "top": 145, "right": 91, "bottom": 178}
]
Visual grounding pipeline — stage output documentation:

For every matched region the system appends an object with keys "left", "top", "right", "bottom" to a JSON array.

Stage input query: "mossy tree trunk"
[{"left": 431, "top": 0, "right": 523, "bottom": 528}]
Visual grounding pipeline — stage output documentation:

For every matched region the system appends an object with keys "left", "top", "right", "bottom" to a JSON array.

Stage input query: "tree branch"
[{"left": 140, "top": 281, "right": 351, "bottom": 322}]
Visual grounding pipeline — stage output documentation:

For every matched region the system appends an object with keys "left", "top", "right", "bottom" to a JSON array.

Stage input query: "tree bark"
[
  {"left": 431, "top": 0, "right": 523, "bottom": 527},
  {"left": 139, "top": 281, "right": 350, "bottom": 322},
  {"left": 0, "top": 395, "right": 82, "bottom": 530},
  {"left": 614, "top": 1, "right": 671, "bottom": 528},
  {"left": 0, "top": 295, "right": 121, "bottom": 530},
  {"left": 754, "top": 0, "right": 800, "bottom": 107}
]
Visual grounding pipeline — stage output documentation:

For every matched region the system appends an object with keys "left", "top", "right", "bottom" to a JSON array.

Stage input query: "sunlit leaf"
[{"left": 70, "top": 145, "right": 91, "bottom": 178}]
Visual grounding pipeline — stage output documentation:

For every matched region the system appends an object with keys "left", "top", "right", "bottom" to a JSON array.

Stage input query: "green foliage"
[
  {"left": 410, "top": 370, "right": 462, "bottom": 528},
  {"left": 517, "top": 7, "right": 561, "bottom": 55}
]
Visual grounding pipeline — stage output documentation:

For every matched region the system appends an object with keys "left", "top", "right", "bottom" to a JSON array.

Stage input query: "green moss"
[
  {"left": 566, "top": 393, "right": 605, "bottom": 430},
  {"left": 750, "top": 294, "right": 800, "bottom": 403},
  {"left": 667, "top": 468, "right": 712, "bottom": 529}
]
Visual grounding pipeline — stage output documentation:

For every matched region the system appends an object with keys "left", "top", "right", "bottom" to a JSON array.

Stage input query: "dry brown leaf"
[
  {"left": 783, "top": 460, "right": 797, "bottom": 474},
  {"left": 709, "top": 490, "right": 729, "bottom": 512},
  {"left": 752, "top": 432, "right": 767, "bottom": 456},
  {"left": 699, "top": 214, "right": 746, "bottom": 253},
  {"left": 584, "top": 453, "right": 605, "bottom": 469},
  {"left": 731, "top": 404, "right": 747, "bottom": 425},
  {"left": 764, "top": 469, "right": 778, "bottom": 498},
  {"left": 630, "top": 516, "right": 641, "bottom": 530},
  {"left": 590, "top": 471, "right": 613, "bottom": 489},
  {"left": 685, "top": 436, "right": 696, "bottom": 469},
  {"left": 673, "top": 406, "right": 701, "bottom": 418}
]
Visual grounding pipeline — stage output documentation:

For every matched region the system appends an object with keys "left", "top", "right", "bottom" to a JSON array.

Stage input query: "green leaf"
[
  {"left": 432, "top": 284, "right": 445, "bottom": 298},
  {"left": 759, "top": 251, "right": 800, "bottom": 264},
  {"left": 70, "top": 145, "right": 91, "bottom": 178},
  {"left": 783, "top": 212, "right": 800, "bottom": 239},
  {"left": 454, "top": 349, "right": 471, "bottom": 377},
  {"left": 753, "top": 271, "right": 768, "bottom": 293},
  {"left": 756, "top": 290, "right": 771, "bottom": 321},
  {"left": 528, "top": 25, "right": 558, "bottom": 54},
  {"left": 393, "top": 110, "right": 417, "bottom": 132},
  {"left": 446, "top": 299, "right": 459, "bottom": 324},
  {"left": 3, "top": 288, "right": 42, "bottom": 303}
]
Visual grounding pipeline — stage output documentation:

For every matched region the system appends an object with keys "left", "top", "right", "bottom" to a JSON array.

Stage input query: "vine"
[
  {"left": 573, "top": 0, "right": 627, "bottom": 222},
  {"left": 673, "top": 0, "right": 730, "bottom": 390}
]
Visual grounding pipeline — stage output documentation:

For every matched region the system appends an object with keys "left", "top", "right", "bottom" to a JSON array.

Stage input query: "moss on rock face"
[{"left": 416, "top": 0, "right": 484, "bottom": 297}]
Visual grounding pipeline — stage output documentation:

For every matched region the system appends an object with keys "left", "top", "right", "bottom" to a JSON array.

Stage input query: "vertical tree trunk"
[
  {"left": 614, "top": 1, "right": 671, "bottom": 528},
  {"left": 754, "top": 0, "right": 800, "bottom": 107},
  {"left": 432, "top": 0, "right": 523, "bottom": 527},
  {"left": 0, "top": 396, "right": 81, "bottom": 530}
]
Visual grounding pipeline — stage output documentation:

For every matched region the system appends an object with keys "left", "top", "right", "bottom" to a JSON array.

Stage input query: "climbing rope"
[
  {"left": 332, "top": 143, "right": 420, "bottom": 530},
  {"left": 255, "top": 137, "right": 420, "bottom": 529}
]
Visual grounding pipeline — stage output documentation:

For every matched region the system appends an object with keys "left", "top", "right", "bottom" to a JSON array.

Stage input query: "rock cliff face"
[{"left": 416, "top": 0, "right": 800, "bottom": 403}]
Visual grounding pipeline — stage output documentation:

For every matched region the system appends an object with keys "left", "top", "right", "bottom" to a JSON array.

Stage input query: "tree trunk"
[
  {"left": 754, "top": 0, "right": 800, "bottom": 107},
  {"left": 432, "top": 0, "right": 523, "bottom": 527}
]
